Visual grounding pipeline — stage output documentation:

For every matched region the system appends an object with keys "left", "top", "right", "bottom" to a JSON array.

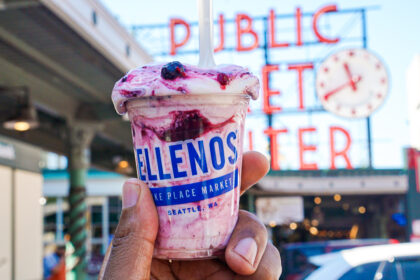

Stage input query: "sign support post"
[
  {"left": 405, "top": 148, "right": 420, "bottom": 240},
  {"left": 361, "top": 8, "right": 373, "bottom": 168}
]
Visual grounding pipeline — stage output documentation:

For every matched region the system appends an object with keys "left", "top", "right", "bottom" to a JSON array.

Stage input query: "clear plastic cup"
[{"left": 126, "top": 94, "right": 249, "bottom": 260}]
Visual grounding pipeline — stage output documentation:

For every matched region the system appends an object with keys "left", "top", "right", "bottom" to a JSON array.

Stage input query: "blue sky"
[{"left": 101, "top": 0, "right": 420, "bottom": 170}]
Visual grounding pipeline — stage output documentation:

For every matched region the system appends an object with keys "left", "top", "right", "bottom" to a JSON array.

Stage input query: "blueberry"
[{"left": 161, "top": 61, "right": 186, "bottom": 80}]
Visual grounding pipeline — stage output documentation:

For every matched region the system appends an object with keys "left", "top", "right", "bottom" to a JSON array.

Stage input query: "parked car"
[
  {"left": 304, "top": 242, "right": 420, "bottom": 280},
  {"left": 281, "top": 239, "right": 397, "bottom": 280}
]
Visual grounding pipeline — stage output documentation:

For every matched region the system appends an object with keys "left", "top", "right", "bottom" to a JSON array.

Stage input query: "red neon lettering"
[
  {"left": 407, "top": 148, "right": 418, "bottom": 169},
  {"left": 262, "top": 65, "right": 281, "bottom": 114},
  {"left": 248, "top": 130, "right": 254, "bottom": 151},
  {"left": 298, "top": 127, "right": 318, "bottom": 170},
  {"left": 296, "top": 7, "right": 303, "bottom": 46},
  {"left": 264, "top": 128, "right": 289, "bottom": 170},
  {"left": 269, "top": 9, "right": 289, "bottom": 48},
  {"left": 313, "top": 5, "right": 340, "bottom": 44},
  {"left": 170, "top": 18, "right": 191, "bottom": 55},
  {"left": 288, "top": 63, "right": 314, "bottom": 110},
  {"left": 236, "top": 14, "right": 259, "bottom": 51},
  {"left": 330, "top": 126, "right": 353, "bottom": 169},
  {"left": 406, "top": 148, "right": 420, "bottom": 192},
  {"left": 214, "top": 14, "right": 225, "bottom": 53}
]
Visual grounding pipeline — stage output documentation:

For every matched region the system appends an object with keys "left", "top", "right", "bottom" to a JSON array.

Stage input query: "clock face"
[{"left": 316, "top": 48, "right": 389, "bottom": 118}]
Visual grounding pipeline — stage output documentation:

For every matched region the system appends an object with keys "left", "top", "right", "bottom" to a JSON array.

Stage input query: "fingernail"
[
  {"left": 122, "top": 180, "right": 140, "bottom": 209},
  {"left": 233, "top": 237, "right": 257, "bottom": 266}
]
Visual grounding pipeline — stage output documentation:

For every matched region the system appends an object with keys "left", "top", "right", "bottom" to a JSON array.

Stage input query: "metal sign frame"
[{"left": 131, "top": 6, "right": 379, "bottom": 170}]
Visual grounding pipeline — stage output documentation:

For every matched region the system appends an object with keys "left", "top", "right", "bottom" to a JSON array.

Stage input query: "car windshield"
[{"left": 338, "top": 262, "right": 381, "bottom": 280}]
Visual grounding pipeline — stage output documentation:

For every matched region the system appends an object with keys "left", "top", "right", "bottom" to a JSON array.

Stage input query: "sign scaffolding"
[{"left": 132, "top": 5, "right": 381, "bottom": 171}]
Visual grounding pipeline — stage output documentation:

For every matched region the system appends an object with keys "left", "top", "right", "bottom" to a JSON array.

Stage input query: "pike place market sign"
[{"left": 137, "top": 4, "right": 389, "bottom": 170}]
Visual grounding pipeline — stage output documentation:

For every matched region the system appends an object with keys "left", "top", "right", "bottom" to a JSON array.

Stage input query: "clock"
[{"left": 316, "top": 48, "right": 389, "bottom": 118}]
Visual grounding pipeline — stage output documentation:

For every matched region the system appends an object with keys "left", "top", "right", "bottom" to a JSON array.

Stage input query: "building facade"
[{"left": 0, "top": 136, "right": 44, "bottom": 280}]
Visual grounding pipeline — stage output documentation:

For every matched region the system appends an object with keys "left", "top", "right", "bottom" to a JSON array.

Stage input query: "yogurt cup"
[
  {"left": 112, "top": 62, "right": 259, "bottom": 259},
  {"left": 127, "top": 94, "right": 248, "bottom": 259}
]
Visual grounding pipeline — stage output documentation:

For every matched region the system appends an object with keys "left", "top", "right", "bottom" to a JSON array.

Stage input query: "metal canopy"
[
  {"left": 254, "top": 169, "right": 408, "bottom": 196},
  {"left": 0, "top": 0, "right": 151, "bottom": 174}
]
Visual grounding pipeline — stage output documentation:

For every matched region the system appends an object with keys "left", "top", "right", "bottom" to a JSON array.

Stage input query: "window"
[
  {"left": 339, "top": 262, "right": 381, "bottom": 280},
  {"left": 92, "top": 11, "right": 97, "bottom": 25},
  {"left": 397, "top": 257, "right": 420, "bottom": 280},
  {"left": 288, "top": 248, "right": 322, "bottom": 274},
  {"left": 380, "top": 260, "right": 399, "bottom": 280}
]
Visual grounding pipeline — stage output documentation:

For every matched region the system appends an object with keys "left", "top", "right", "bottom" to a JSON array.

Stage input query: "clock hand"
[
  {"left": 323, "top": 82, "right": 352, "bottom": 101},
  {"left": 343, "top": 63, "right": 357, "bottom": 91},
  {"left": 323, "top": 75, "right": 362, "bottom": 101},
  {"left": 352, "top": 75, "right": 362, "bottom": 85}
]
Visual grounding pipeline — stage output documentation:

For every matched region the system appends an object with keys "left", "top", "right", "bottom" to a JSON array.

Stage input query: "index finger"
[{"left": 240, "top": 151, "right": 270, "bottom": 195}]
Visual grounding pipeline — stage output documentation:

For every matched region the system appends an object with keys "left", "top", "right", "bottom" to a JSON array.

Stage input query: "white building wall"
[
  {"left": 14, "top": 170, "right": 43, "bottom": 280},
  {"left": 0, "top": 166, "right": 43, "bottom": 280},
  {"left": 407, "top": 55, "right": 420, "bottom": 150},
  {"left": 0, "top": 165, "right": 12, "bottom": 280}
]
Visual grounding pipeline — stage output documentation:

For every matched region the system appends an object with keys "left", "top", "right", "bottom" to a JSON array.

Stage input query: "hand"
[{"left": 100, "top": 151, "right": 282, "bottom": 280}]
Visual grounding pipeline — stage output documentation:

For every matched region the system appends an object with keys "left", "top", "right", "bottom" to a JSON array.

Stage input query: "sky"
[{"left": 100, "top": 0, "right": 420, "bottom": 170}]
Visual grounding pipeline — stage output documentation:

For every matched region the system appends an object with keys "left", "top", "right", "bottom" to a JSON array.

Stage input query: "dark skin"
[{"left": 100, "top": 151, "right": 282, "bottom": 280}]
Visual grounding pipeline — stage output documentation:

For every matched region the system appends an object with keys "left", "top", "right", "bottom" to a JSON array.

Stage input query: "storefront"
[
  {"left": 248, "top": 169, "right": 408, "bottom": 245},
  {"left": 42, "top": 170, "right": 126, "bottom": 251}
]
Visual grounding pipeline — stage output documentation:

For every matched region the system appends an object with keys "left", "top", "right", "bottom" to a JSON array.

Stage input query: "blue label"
[
  {"left": 150, "top": 169, "right": 239, "bottom": 207},
  {"left": 136, "top": 131, "right": 239, "bottom": 182}
]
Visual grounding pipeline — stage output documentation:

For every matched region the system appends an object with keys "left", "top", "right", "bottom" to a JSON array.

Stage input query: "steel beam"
[
  {"left": 0, "top": 26, "right": 108, "bottom": 103},
  {"left": 0, "top": 0, "right": 40, "bottom": 10}
]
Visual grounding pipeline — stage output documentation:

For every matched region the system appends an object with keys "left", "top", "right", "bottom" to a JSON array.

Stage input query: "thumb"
[{"left": 103, "top": 179, "right": 158, "bottom": 280}]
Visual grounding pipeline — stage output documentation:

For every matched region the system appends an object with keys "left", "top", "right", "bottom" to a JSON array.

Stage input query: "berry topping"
[
  {"left": 120, "top": 89, "right": 144, "bottom": 97},
  {"left": 216, "top": 73, "right": 229, "bottom": 87},
  {"left": 139, "top": 110, "right": 234, "bottom": 142},
  {"left": 166, "top": 110, "right": 210, "bottom": 141},
  {"left": 161, "top": 61, "right": 186, "bottom": 80},
  {"left": 120, "top": 74, "right": 135, "bottom": 84},
  {"left": 120, "top": 90, "right": 132, "bottom": 96},
  {"left": 177, "top": 87, "right": 187, "bottom": 93}
]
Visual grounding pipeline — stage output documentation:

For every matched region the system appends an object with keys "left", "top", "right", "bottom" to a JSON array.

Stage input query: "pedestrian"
[{"left": 43, "top": 244, "right": 66, "bottom": 280}]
